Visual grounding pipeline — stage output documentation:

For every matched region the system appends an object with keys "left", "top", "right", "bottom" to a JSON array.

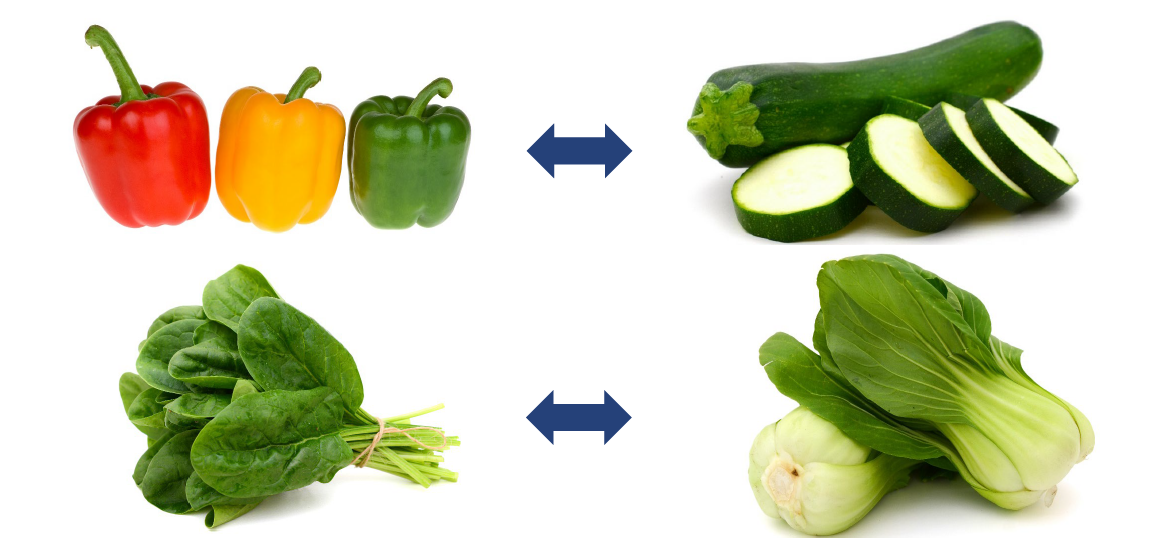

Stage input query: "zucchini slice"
[
  {"left": 945, "top": 93, "right": 1059, "bottom": 143},
  {"left": 967, "top": 98, "right": 1078, "bottom": 204},
  {"left": 732, "top": 144, "right": 867, "bottom": 242},
  {"left": 920, "top": 103, "right": 1036, "bottom": 212},
  {"left": 1011, "top": 110, "right": 1059, "bottom": 145},
  {"left": 882, "top": 97, "right": 932, "bottom": 121},
  {"left": 848, "top": 114, "right": 977, "bottom": 232}
]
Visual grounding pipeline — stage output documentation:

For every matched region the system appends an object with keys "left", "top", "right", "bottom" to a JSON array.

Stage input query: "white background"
[{"left": 1, "top": 0, "right": 1160, "bottom": 537}]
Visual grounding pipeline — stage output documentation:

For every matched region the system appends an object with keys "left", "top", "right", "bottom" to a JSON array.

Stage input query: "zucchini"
[
  {"left": 967, "top": 98, "right": 1078, "bottom": 203},
  {"left": 1010, "top": 110, "right": 1060, "bottom": 144},
  {"left": 919, "top": 103, "right": 1036, "bottom": 212},
  {"left": 848, "top": 114, "right": 977, "bottom": 232},
  {"left": 945, "top": 93, "right": 1059, "bottom": 143},
  {"left": 882, "top": 97, "right": 932, "bottom": 121},
  {"left": 688, "top": 21, "right": 1043, "bottom": 167},
  {"left": 733, "top": 145, "right": 866, "bottom": 242}
]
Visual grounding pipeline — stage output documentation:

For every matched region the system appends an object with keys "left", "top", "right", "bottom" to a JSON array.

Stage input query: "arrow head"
[
  {"left": 527, "top": 125, "right": 557, "bottom": 177},
  {"left": 603, "top": 125, "right": 631, "bottom": 177},
  {"left": 601, "top": 391, "right": 631, "bottom": 444},
  {"left": 526, "top": 391, "right": 557, "bottom": 444}
]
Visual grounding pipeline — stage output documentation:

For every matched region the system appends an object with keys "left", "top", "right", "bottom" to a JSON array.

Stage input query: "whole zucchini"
[{"left": 687, "top": 21, "right": 1043, "bottom": 168}]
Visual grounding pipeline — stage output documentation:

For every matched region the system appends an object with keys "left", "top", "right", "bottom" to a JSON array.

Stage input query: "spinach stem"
[
  {"left": 381, "top": 403, "right": 445, "bottom": 423},
  {"left": 363, "top": 463, "right": 443, "bottom": 483},
  {"left": 378, "top": 447, "right": 431, "bottom": 487},
  {"left": 362, "top": 456, "right": 459, "bottom": 481}
]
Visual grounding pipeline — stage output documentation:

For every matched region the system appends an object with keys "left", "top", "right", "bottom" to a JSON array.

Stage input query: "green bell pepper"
[{"left": 347, "top": 77, "right": 471, "bottom": 229}]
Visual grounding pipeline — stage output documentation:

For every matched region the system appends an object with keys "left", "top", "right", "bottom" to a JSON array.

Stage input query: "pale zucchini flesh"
[
  {"left": 988, "top": 100, "right": 1075, "bottom": 180},
  {"left": 968, "top": 98, "right": 1078, "bottom": 204},
  {"left": 848, "top": 114, "right": 976, "bottom": 233},
  {"left": 944, "top": 92, "right": 1059, "bottom": 143},
  {"left": 733, "top": 144, "right": 867, "bottom": 242},
  {"left": 735, "top": 145, "right": 852, "bottom": 214},
  {"left": 920, "top": 103, "right": 1035, "bottom": 212}
]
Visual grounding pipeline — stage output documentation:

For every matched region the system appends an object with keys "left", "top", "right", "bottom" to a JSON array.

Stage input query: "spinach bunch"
[{"left": 119, "top": 265, "right": 458, "bottom": 528}]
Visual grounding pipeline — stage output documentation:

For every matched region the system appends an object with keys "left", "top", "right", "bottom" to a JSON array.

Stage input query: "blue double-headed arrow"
[
  {"left": 527, "top": 125, "right": 631, "bottom": 177},
  {"left": 526, "top": 391, "right": 631, "bottom": 444}
]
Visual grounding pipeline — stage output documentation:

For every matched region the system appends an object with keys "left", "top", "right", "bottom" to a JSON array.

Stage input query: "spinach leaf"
[
  {"left": 128, "top": 387, "right": 170, "bottom": 435},
  {"left": 155, "top": 392, "right": 179, "bottom": 405},
  {"left": 133, "top": 431, "right": 177, "bottom": 487},
  {"left": 168, "top": 343, "right": 249, "bottom": 389},
  {"left": 166, "top": 392, "right": 231, "bottom": 418},
  {"left": 231, "top": 379, "right": 259, "bottom": 401},
  {"left": 194, "top": 320, "right": 238, "bottom": 349},
  {"left": 760, "top": 332, "right": 946, "bottom": 461},
  {"left": 147, "top": 306, "right": 206, "bottom": 339},
  {"left": 164, "top": 393, "right": 231, "bottom": 431},
  {"left": 141, "top": 429, "right": 200, "bottom": 514},
  {"left": 137, "top": 319, "right": 204, "bottom": 394},
  {"left": 119, "top": 372, "right": 151, "bottom": 413},
  {"left": 122, "top": 372, "right": 172, "bottom": 441},
  {"left": 202, "top": 265, "right": 279, "bottom": 332},
  {"left": 165, "top": 410, "right": 208, "bottom": 432},
  {"left": 206, "top": 502, "right": 263, "bottom": 529},
  {"left": 238, "top": 298, "right": 364, "bottom": 414},
  {"left": 186, "top": 471, "right": 264, "bottom": 511},
  {"left": 190, "top": 388, "right": 351, "bottom": 499}
]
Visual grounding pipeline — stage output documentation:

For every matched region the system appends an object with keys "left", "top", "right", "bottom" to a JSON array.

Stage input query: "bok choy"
[
  {"left": 754, "top": 254, "right": 1093, "bottom": 533},
  {"left": 749, "top": 407, "right": 919, "bottom": 535}
]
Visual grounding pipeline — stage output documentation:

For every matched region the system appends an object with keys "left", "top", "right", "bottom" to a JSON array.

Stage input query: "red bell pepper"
[{"left": 74, "top": 25, "right": 210, "bottom": 228}]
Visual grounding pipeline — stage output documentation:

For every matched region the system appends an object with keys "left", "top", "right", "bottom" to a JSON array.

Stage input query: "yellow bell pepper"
[{"left": 215, "top": 67, "right": 345, "bottom": 232}]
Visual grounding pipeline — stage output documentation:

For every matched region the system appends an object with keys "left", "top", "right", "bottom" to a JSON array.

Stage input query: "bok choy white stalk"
[{"left": 749, "top": 407, "right": 918, "bottom": 535}]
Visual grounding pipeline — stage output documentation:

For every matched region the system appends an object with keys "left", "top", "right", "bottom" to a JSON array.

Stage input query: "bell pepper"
[
  {"left": 347, "top": 77, "right": 471, "bottom": 229},
  {"left": 74, "top": 26, "right": 211, "bottom": 228},
  {"left": 215, "top": 67, "right": 346, "bottom": 232}
]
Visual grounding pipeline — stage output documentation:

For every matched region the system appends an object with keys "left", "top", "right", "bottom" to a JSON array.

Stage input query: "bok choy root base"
[
  {"left": 119, "top": 265, "right": 458, "bottom": 528},
  {"left": 751, "top": 254, "right": 1092, "bottom": 535}
]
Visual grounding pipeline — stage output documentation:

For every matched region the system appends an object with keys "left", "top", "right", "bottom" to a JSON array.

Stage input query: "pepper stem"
[
  {"left": 84, "top": 25, "right": 147, "bottom": 104},
  {"left": 284, "top": 67, "right": 321, "bottom": 103},
  {"left": 404, "top": 78, "right": 453, "bottom": 118}
]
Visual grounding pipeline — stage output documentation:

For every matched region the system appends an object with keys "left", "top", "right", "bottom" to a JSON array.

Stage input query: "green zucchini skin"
[
  {"left": 945, "top": 93, "right": 1059, "bottom": 143},
  {"left": 848, "top": 124, "right": 970, "bottom": 233},
  {"left": 692, "top": 21, "right": 1043, "bottom": 168},
  {"left": 919, "top": 104, "right": 1036, "bottom": 212},
  {"left": 733, "top": 146, "right": 868, "bottom": 242},
  {"left": 966, "top": 100, "right": 1076, "bottom": 204},
  {"left": 882, "top": 97, "right": 932, "bottom": 121}
]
